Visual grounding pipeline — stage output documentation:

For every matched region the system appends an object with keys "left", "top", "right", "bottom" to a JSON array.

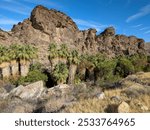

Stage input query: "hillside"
[
  {"left": 0, "top": 5, "right": 146, "bottom": 66},
  {"left": 0, "top": 72, "right": 150, "bottom": 113},
  {"left": 0, "top": 5, "right": 150, "bottom": 113},
  {"left": 145, "top": 43, "right": 150, "bottom": 54}
]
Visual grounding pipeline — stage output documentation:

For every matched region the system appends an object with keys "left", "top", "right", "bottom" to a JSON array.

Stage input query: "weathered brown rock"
[
  {"left": 0, "top": 97, "right": 35, "bottom": 113},
  {"left": 9, "top": 81, "right": 45, "bottom": 102},
  {"left": 101, "top": 27, "right": 115, "bottom": 36},
  {"left": 0, "top": 5, "right": 146, "bottom": 66}
]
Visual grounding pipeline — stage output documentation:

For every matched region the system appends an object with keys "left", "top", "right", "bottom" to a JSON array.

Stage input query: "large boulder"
[
  {"left": 30, "top": 5, "right": 78, "bottom": 35},
  {"left": 84, "top": 28, "right": 97, "bottom": 49},
  {"left": 101, "top": 27, "right": 115, "bottom": 36},
  {"left": 9, "top": 81, "right": 45, "bottom": 102},
  {"left": 0, "top": 97, "right": 35, "bottom": 113},
  {"left": 118, "top": 101, "right": 130, "bottom": 113}
]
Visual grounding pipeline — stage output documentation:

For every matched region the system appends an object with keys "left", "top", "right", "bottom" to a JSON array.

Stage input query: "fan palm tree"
[
  {"left": 77, "top": 54, "right": 95, "bottom": 81},
  {"left": 58, "top": 44, "right": 69, "bottom": 61},
  {"left": 16, "top": 44, "right": 38, "bottom": 77},
  {"left": 52, "top": 63, "right": 69, "bottom": 84},
  {"left": 48, "top": 43, "right": 59, "bottom": 70},
  {"left": 68, "top": 49, "right": 80, "bottom": 84},
  {"left": 0, "top": 45, "right": 11, "bottom": 79},
  {"left": 49, "top": 43, "right": 69, "bottom": 71},
  {"left": 9, "top": 44, "right": 20, "bottom": 77}
]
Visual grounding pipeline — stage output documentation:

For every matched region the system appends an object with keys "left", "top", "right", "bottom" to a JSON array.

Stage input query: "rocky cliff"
[{"left": 0, "top": 5, "right": 147, "bottom": 65}]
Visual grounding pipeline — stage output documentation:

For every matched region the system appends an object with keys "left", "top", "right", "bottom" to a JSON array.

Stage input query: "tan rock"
[
  {"left": 9, "top": 81, "right": 45, "bottom": 102},
  {"left": 141, "top": 105, "right": 149, "bottom": 111},
  {"left": 118, "top": 101, "right": 130, "bottom": 113}
]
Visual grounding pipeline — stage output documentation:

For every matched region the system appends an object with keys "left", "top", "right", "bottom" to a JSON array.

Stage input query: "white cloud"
[
  {"left": 131, "top": 24, "right": 143, "bottom": 28},
  {"left": 0, "top": 0, "right": 61, "bottom": 15},
  {"left": 126, "top": 4, "right": 150, "bottom": 23},
  {"left": 0, "top": 18, "right": 19, "bottom": 25},
  {"left": 140, "top": 27, "right": 150, "bottom": 30},
  {"left": 144, "top": 30, "right": 150, "bottom": 34},
  {"left": 73, "top": 18, "right": 108, "bottom": 31},
  {"left": 23, "top": 0, "right": 61, "bottom": 8},
  {"left": 0, "top": 6, "right": 30, "bottom": 15},
  {"left": 0, "top": 0, "right": 32, "bottom": 15}
]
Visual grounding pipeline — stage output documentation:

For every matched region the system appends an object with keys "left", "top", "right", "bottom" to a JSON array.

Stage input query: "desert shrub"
[
  {"left": 129, "top": 54, "right": 147, "bottom": 72},
  {"left": 115, "top": 57, "right": 135, "bottom": 77},
  {"left": 144, "top": 64, "right": 150, "bottom": 72},
  {"left": 30, "top": 62, "right": 43, "bottom": 71},
  {"left": 52, "top": 63, "right": 69, "bottom": 84},
  {"left": 16, "top": 70, "right": 48, "bottom": 85},
  {"left": 94, "top": 58, "right": 117, "bottom": 84},
  {"left": 14, "top": 62, "right": 48, "bottom": 85},
  {"left": 96, "top": 59, "right": 116, "bottom": 78},
  {"left": 25, "top": 70, "right": 48, "bottom": 83},
  {"left": 144, "top": 56, "right": 150, "bottom": 72}
]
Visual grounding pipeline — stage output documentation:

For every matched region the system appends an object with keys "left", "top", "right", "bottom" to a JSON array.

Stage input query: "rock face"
[
  {"left": 0, "top": 5, "right": 146, "bottom": 66},
  {"left": 118, "top": 101, "right": 130, "bottom": 113},
  {"left": 0, "top": 98, "right": 35, "bottom": 113},
  {"left": 9, "top": 81, "right": 45, "bottom": 102}
]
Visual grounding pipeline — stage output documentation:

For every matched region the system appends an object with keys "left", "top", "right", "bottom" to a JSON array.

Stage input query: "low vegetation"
[
  {"left": 62, "top": 94, "right": 150, "bottom": 113},
  {"left": 0, "top": 43, "right": 150, "bottom": 113},
  {"left": 0, "top": 43, "right": 150, "bottom": 88}
]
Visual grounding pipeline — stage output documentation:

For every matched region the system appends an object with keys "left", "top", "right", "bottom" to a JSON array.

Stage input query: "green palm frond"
[
  {"left": 68, "top": 49, "right": 80, "bottom": 65},
  {"left": 52, "top": 63, "right": 69, "bottom": 84}
]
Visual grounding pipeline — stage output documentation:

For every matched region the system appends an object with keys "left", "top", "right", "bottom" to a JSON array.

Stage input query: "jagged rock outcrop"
[{"left": 0, "top": 5, "right": 146, "bottom": 66}]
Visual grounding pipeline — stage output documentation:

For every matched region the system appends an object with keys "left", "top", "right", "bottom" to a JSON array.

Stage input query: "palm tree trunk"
[
  {"left": 0, "top": 62, "right": 10, "bottom": 79},
  {"left": 68, "top": 64, "right": 77, "bottom": 84},
  {"left": 51, "top": 57, "right": 59, "bottom": 71},
  {"left": 20, "top": 60, "right": 30, "bottom": 77},
  {"left": 10, "top": 60, "right": 19, "bottom": 77},
  {"left": 78, "top": 67, "right": 86, "bottom": 80}
]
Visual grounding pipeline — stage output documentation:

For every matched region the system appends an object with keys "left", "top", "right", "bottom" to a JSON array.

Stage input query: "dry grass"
[
  {"left": 62, "top": 87, "right": 150, "bottom": 113},
  {"left": 129, "top": 95, "right": 150, "bottom": 112},
  {"left": 62, "top": 98, "right": 111, "bottom": 113},
  {"left": 0, "top": 100, "right": 8, "bottom": 112}
]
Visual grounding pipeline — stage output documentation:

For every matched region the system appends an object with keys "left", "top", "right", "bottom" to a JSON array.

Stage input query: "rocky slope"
[
  {"left": 0, "top": 72, "right": 149, "bottom": 113},
  {"left": 145, "top": 43, "right": 150, "bottom": 55},
  {"left": 0, "top": 5, "right": 146, "bottom": 66}
]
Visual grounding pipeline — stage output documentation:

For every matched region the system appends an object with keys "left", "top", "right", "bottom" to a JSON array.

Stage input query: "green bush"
[
  {"left": 144, "top": 64, "right": 150, "bottom": 72},
  {"left": 25, "top": 70, "right": 48, "bottom": 83},
  {"left": 16, "top": 70, "right": 48, "bottom": 85},
  {"left": 30, "top": 62, "right": 43, "bottom": 71},
  {"left": 147, "top": 56, "right": 150, "bottom": 63},
  {"left": 129, "top": 54, "right": 147, "bottom": 72},
  {"left": 115, "top": 57, "right": 135, "bottom": 77}
]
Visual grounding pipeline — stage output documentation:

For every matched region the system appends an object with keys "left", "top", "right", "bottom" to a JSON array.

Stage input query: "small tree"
[
  {"left": 68, "top": 50, "right": 80, "bottom": 84},
  {"left": 115, "top": 57, "right": 135, "bottom": 77},
  {"left": 9, "top": 44, "right": 20, "bottom": 76},
  {"left": 48, "top": 43, "right": 59, "bottom": 70},
  {"left": 0, "top": 45, "right": 11, "bottom": 78},
  {"left": 48, "top": 43, "right": 58, "bottom": 59},
  {"left": 16, "top": 44, "right": 38, "bottom": 77},
  {"left": 58, "top": 44, "right": 69, "bottom": 64},
  {"left": 129, "top": 54, "right": 147, "bottom": 72},
  {"left": 52, "top": 63, "right": 69, "bottom": 84}
]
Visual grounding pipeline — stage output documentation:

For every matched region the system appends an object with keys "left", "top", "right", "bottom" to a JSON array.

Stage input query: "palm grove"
[
  {"left": 0, "top": 44, "right": 37, "bottom": 78},
  {"left": 0, "top": 43, "right": 150, "bottom": 87}
]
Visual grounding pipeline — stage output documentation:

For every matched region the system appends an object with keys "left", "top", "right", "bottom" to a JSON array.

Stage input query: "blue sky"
[{"left": 0, "top": 0, "right": 150, "bottom": 42}]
